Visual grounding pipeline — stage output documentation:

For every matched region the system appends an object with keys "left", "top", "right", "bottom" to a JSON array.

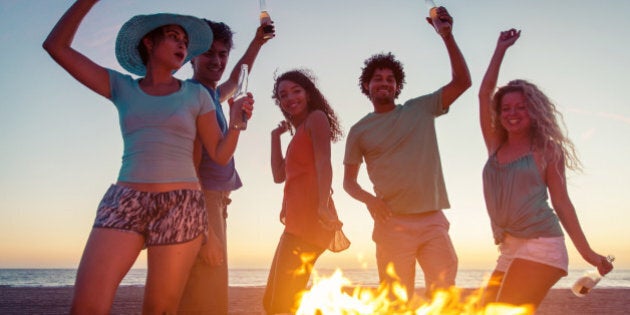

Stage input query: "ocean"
[{"left": 1, "top": 268, "right": 629, "bottom": 289}]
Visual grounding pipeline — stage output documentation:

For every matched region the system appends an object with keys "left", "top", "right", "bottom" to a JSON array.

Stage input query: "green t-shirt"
[{"left": 344, "top": 89, "right": 450, "bottom": 214}]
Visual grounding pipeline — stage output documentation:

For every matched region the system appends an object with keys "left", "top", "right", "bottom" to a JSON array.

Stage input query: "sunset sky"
[{"left": 1, "top": 0, "right": 628, "bottom": 273}]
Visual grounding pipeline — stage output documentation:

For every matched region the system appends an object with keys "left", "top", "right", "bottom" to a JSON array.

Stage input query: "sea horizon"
[{"left": 1, "top": 268, "right": 629, "bottom": 289}]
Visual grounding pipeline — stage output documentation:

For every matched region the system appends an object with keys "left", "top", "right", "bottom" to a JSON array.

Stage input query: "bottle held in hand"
[
  {"left": 232, "top": 64, "right": 249, "bottom": 130},
  {"left": 259, "top": 0, "right": 274, "bottom": 39},
  {"left": 425, "top": 0, "right": 451, "bottom": 36},
  {"left": 571, "top": 255, "right": 615, "bottom": 297}
]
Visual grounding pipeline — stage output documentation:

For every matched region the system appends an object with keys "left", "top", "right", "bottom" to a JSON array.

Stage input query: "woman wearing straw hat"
[{"left": 43, "top": 1, "right": 253, "bottom": 313}]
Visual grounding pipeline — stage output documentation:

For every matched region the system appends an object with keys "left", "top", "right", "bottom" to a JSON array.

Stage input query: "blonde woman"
[{"left": 478, "top": 29, "right": 612, "bottom": 309}]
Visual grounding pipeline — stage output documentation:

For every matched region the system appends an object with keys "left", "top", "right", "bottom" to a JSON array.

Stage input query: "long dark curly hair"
[
  {"left": 272, "top": 69, "right": 343, "bottom": 142},
  {"left": 359, "top": 52, "right": 406, "bottom": 99}
]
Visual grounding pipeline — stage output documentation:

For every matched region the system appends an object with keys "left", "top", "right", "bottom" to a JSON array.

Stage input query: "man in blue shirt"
[{"left": 179, "top": 19, "right": 275, "bottom": 315}]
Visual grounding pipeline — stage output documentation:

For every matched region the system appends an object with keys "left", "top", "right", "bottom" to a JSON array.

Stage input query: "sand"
[{"left": 0, "top": 286, "right": 628, "bottom": 314}]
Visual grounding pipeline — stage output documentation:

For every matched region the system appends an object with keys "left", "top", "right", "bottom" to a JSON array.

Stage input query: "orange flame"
[{"left": 295, "top": 268, "right": 534, "bottom": 315}]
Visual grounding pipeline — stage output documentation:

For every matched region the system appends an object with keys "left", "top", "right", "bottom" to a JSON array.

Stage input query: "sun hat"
[{"left": 115, "top": 13, "right": 212, "bottom": 76}]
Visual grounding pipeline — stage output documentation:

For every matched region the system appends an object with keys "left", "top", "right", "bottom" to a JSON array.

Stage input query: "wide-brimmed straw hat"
[{"left": 115, "top": 13, "right": 212, "bottom": 76}]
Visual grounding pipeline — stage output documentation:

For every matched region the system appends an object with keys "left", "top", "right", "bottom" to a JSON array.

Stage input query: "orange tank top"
[{"left": 282, "top": 125, "right": 334, "bottom": 249}]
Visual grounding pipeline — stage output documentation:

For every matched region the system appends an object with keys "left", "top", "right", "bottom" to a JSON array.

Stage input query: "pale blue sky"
[{"left": 1, "top": 0, "right": 629, "bottom": 272}]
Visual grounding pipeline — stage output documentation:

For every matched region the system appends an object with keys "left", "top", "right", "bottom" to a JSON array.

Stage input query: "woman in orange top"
[{"left": 264, "top": 69, "right": 343, "bottom": 314}]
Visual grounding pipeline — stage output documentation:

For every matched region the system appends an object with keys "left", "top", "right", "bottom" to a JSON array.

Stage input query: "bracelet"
[{"left": 230, "top": 122, "right": 245, "bottom": 131}]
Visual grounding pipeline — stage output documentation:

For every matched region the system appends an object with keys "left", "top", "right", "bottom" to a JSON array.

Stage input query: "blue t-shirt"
[
  {"left": 108, "top": 69, "right": 215, "bottom": 183},
  {"left": 188, "top": 80, "right": 242, "bottom": 191}
]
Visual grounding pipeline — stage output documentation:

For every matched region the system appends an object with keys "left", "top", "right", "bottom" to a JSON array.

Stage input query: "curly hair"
[
  {"left": 204, "top": 19, "right": 234, "bottom": 50},
  {"left": 492, "top": 79, "right": 581, "bottom": 171},
  {"left": 272, "top": 69, "right": 343, "bottom": 143},
  {"left": 359, "top": 52, "right": 405, "bottom": 99}
]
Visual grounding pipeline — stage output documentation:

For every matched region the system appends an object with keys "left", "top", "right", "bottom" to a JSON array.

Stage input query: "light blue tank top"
[
  {"left": 482, "top": 152, "right": 563, "bottom": 244},
  {"left": 108, "top": 69, "right": 215, "bottom": 183}
]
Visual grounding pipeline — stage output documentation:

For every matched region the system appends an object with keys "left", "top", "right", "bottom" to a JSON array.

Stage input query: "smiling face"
[
  {"left": 499, "top": 91, "right": 532, "bottom": 135},
  {"left": 191, "top": 40, "right": 230, "bottom": 88},
  {"left": 277, "top": 80, "right": 309, "bottom": 121},
  {"left": 364, "top": 68, "right": 397, "bottom": 108}
]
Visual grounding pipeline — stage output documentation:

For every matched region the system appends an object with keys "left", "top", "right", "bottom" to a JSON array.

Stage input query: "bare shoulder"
[
  {"left": 541, "top": 141, "right": 563, "bottom": 162},
  {"left": 307, "top": 109, "right": 327, "bottom": 120},
  {"left": 533, "top": 142, "right": 565, "bottom": 178},
  {"left": 305, "top": 110, "right": 329, "bottom": 127}
]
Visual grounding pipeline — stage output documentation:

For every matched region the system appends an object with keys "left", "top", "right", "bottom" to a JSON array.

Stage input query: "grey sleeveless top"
[{"left": 482, "top": 152, "right": 563, "bottom": 244}]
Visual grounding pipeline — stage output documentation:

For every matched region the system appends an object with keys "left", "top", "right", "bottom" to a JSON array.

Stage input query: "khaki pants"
[
  {"left": 179, "top": 190, "right": 231, "bottom": 315},
  {"left": 374, "top": 210, "right": 458, "bottom": 298}
]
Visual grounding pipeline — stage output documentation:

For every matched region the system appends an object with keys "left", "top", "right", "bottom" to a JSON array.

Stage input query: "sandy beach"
[{"left": 1, "top": 286, "right": 628, "bottom": 314}]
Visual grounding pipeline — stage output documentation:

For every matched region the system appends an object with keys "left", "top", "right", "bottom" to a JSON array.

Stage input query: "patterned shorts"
[{"left": 94, "top": 184, "right": 208, "bottom": 246}]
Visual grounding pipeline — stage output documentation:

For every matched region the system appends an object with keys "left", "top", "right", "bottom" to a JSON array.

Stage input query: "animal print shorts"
[{"left": 94, "top": 184, "right": 207, "bottom": 246}]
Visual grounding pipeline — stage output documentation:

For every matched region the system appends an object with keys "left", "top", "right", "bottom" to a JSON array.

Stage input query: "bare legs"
[
  {"left": 70, "top": 228, "right": 202, "bottom": 315},
  {"left": 497, "top": 258, "right": 564, "bottom": 308},
  {"left": 481, "top": 258, "right": 565, "bottom": 310},
  {"left": 144, "top": 236, "right": 203, "bottom": 314},
  {"left": 479, "top": 270, "right": 504, "bottom": 307},
  {"left": 71, "top": 228, "right": 143, "bottom": 314}
]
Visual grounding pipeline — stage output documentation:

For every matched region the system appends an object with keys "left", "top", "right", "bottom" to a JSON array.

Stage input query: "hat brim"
[{"left": 115, "top": 13, "right": 212, "bottom": 76}]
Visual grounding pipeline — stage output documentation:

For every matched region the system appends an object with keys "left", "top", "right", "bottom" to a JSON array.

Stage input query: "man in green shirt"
[{"left": 343, "top": 7, "right": 471, "bottom": 299}]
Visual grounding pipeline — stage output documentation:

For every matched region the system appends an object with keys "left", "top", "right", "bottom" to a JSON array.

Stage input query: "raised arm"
[
  {"left": 218, "top": 25, "right": 275, "bottom": 102},
  {"left": 427, "top": 7, "right": 472, "bottom": 110},
  {"left": 270, "top": 120, "right": 289, "bottom": 183},
  {"left": 42, "top": 0, "right": 110, "bottom": 98},
  {"left": 546, "top": 153, "right": 613, "bottom": 276},
  {"left": 479, "top": 29, "right": 520, "bottom": 154}
]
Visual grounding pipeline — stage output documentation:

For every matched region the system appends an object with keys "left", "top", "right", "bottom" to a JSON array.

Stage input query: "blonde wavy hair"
[{"left": 492, "top": 79, "right": 582, "bottom": 171}]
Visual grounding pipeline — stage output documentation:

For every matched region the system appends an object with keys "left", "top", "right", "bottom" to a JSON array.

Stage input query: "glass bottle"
[
  {"left": 232, "top": 64, "right": 249, "bottom": 130},
  {"left": 571, "top": 255, "right": 615, "bottom": 297},
  {"left": 259, "top": 0, "right": 273, "bottom": 39},
  {"left": 424, "top": 0, "right": 451, "bottom": 36}
]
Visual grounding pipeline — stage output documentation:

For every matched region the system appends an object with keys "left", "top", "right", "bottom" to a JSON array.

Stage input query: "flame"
[
  {"left": 293, "top": 250, "right": 319, "bottom": 277},
  {"left": 295, "top": 267, "right": 534, "bottom": 315}
]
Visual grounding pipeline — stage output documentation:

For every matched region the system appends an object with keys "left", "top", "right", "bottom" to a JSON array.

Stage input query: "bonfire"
[{"left": 295, "top": 266, "right": 533, "bottom": 315}]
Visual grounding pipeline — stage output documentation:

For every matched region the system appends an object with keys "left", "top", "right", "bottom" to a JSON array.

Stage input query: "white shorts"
[{"left": 496, "top": 234, "right": 568, "bottom": 274}]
